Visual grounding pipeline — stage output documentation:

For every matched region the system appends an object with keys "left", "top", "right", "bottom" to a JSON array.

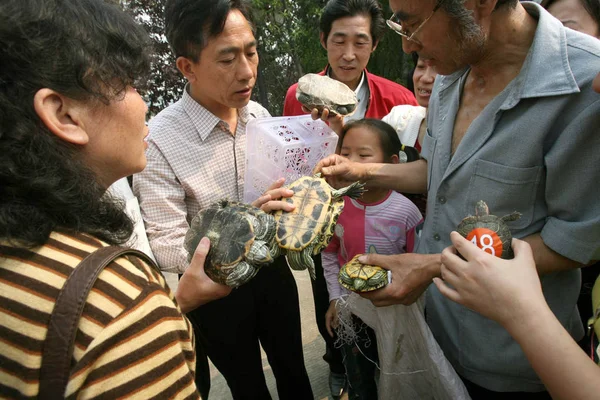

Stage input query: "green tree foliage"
[
  {"left": 124, "top": 0, "right": 185, "bottom": 116},
  {"left": 122, "top": 0, "right": 412, "bottom": 117}
]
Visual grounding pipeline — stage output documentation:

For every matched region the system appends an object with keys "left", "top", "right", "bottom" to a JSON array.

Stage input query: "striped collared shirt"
[
  {"left": 133, "top": 87, "right": 270, "bottom": 273},
  {"left": 0, "top": 231, "right": 198, "bottom": 399}
]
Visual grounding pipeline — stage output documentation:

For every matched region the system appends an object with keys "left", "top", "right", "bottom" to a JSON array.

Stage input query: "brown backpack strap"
[{"left": 39, "top": 246, "right": 159, "bottom": 399}]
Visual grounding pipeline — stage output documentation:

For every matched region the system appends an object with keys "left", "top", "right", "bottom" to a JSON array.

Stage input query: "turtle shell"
[
  {"left": 339, "top": 254, "right": 388, "bottom": 293},
  {"left": 226, "top": 201, "right": 276, "bottom": 244},
  {"left": 274, "top": 176, "right": 332, "bottom": 251},
  {"left": 313, "top": 197, "right": 344, "bottom": 255},
  {"left": 296, "top": 73, "right": 358, "bottom": 116},
  {"left": 184, "top": 200, "right": 255, "bottom": 284},
  {"left": 456, "top": 200, "right": 521, "bottom": 259}
]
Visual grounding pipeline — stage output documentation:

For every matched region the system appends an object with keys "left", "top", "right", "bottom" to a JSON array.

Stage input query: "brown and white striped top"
[{"left": 0, "top": 231, "right": 200, "bottom": 399}]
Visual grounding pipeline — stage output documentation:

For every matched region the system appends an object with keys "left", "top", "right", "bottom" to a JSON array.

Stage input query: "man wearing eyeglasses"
[{"left": 316, "top": 0, "right": 600, "bottom": 398}]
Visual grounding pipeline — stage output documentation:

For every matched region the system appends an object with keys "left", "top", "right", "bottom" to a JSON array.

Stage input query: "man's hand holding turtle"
[
  {"left": 252, "top": 178, "right": 295, "bottom": 213},
  {"left": 314, "top": 154, "right": 374, "bottom": 190},
  {"left": 358, "top": 252, "right": 442, "bottom": 307}
]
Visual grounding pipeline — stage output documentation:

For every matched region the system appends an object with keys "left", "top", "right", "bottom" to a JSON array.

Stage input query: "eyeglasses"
[{"left": 386, "top": 0, "right": 443, "bottom": 43}]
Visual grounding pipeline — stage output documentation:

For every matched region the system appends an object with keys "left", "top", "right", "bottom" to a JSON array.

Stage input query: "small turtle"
[
  {"left": 296, "top": 73, "right": 358, "bottom": 116},
  {"left": 339, "top": 254, "right": 389, "bottom": 293},
  {"left": 457, "top": 200, "right": 521, "bottom": 259},
  {"left": 273, "top": 174, "right": 365, "bottom": 279},
  {"left": 184, "top": 199, "right": 276, "bottom": 287}
]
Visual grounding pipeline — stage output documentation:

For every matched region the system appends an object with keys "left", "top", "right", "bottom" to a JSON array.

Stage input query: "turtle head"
[{"left": 475, "top": 200, "right": 489, "bottom": 217}]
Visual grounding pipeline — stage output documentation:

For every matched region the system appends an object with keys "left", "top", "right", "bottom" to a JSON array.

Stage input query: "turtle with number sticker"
[
  {"left": 273, "top": 174, "right": 365, "bottom": 279},
  {"left": 457, "top": 200, "right": 521, "bottom": 259},
  {"left": 338, "top": 254, "right": 388, "bottom": 293}
]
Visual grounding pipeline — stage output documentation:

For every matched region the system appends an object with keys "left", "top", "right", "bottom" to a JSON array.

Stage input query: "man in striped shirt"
[{"left": 0, "top": 0, "right": 232, "bottom": 398}]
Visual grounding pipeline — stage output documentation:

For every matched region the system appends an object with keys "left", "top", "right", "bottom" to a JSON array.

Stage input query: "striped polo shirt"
[{"left": 0, "top": 231, "right": 199, "bottom": 399}]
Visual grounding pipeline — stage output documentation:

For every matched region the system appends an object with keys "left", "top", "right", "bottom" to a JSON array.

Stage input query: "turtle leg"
[
  {"left": 246, "top": 240, "right": 273, "bottom": 265},
  {"left": 226, "top": 261, "right": 258, "bottom": 287},
  {"left": 286, "top": 250, "right": 308, "bottom": 271},
  {"left": 501, "top": 211, "right": 522, "bottom": 222},
  {"left": 252, "top": 213, "right": 276, "bottom": 243},
  {"left": 270, "top": 243, "right": 282, "bottom": 259},
  {"left": 304, "top": 248, "right": 316, "bottom": 280},
  {"left": 286, "top": 247, "right": 317, "bottom": 280},
  {"left": 331, "top": 181, "right": 366, "bottom": 200},
  {"left": 295, "top": 246, "right": 317, "bottom": 280}
]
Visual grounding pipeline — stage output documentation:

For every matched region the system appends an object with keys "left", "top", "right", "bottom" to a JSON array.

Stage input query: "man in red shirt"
[
  {"left": 283, "top": 0, "right": 417, "bottom": 121},
  {"left": 283, "top": 1, "right": 416, "bottom": 398}
]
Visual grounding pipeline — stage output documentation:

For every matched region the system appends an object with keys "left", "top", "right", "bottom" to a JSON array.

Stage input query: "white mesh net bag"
[
  {"left": 336, "top": 293, "right": 471, "bottom": 400},
  {"left": 244, "top": 115, "right": 338, "bottom": 203}
]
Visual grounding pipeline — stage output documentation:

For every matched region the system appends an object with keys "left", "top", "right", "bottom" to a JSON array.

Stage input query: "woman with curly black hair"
[{"left": 0, "top": 0, "right": 230, "bottom": 397}]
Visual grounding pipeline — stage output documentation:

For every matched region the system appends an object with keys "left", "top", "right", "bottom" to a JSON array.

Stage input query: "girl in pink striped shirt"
[{"left": 322, "top": 118, "right": 422, "bottom": 399}]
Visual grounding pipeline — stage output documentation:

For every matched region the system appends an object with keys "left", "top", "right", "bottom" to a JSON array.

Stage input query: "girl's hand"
[{"left": 325, "top": 300, "right": 339, "bottom": 337}]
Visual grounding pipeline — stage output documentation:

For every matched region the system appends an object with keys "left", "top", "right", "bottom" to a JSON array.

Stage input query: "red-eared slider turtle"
[
  {"left": 273, "top": 174, "right": 365, "bottom": 279},
  {"left": 184, "top": 199, "right": 276, "bottom": 287},
  {"left": 457, "top": 200, "right": 521, "bottom": 259},
  {"left": 296, "top": 73, "right": 358, "bottom": 116},
  {"left": 339, "top": 254, "right": 389, "bottom": 293}
]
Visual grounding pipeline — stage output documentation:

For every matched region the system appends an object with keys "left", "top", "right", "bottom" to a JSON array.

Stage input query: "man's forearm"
[
  {"left": 366, "top": 159, "right": 428, "bottom": 194},
  {"left": 524, "top": 233, "right": 582, "bottom": 275}
]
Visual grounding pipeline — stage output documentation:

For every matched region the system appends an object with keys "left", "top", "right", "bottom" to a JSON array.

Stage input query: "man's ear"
[
  {"left": 372, "top": 39, "right": 379, "bottom": 53},
  {"left": 320, "top": 32, "right": 328, "bottom": 50},
  {"left": 176, "top": 56, "right": 198, "bottom": 83},
  {"left": 33, "top": 88, "right": 89, "bottom": 145}
]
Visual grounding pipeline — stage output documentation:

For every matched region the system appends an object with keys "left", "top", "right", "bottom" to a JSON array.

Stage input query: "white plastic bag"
[{"left": 337, "top": 293, "right": 471, "bottom": 400}]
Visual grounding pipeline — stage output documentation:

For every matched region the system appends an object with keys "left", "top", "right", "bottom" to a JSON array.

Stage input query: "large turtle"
[
  {"left": 457, "top": 200, "right": 521, "bottom": 259},
  {"left": 273, "top": 174, "right": 365, "bottom": 279},
  {"left": 184, "top": 199, "right": 276, "bottom": 287},
  {"left": 339, "top": 254, "right": 389, "bottom": 293},
  {"left": 296, "top": 73, "right": 358, "bottom": 116}
]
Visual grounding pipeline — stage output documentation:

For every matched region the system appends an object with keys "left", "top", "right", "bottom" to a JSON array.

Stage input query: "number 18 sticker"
[{"left": 465, "top": 228, "right": 503, "bottom": 258}]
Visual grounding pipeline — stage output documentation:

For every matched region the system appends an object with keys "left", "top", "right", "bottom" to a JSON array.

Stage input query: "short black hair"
[
  {"left": 542, "top": 0, "right": 600, "bottom": 35},
  {"left": 0, "top": 0, "right": 151, "bottom": 247},
  {"left": 165, "top": 0, "right": 254, "bottom": 61},
  {"left": 340, "top": 118, "right": 420, "bottom": 162},
  {"left": 320, "top": 0, "right": 386, "bottom": 46}
]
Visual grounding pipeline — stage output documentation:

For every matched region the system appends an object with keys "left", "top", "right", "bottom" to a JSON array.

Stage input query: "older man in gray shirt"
[{"left": 316, "top": 0, "right": 600, "bottom": 397}]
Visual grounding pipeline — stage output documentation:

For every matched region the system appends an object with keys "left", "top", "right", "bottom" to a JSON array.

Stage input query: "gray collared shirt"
[
  {"left": 133, "top": 87, "right": 270, "bottom": 273},
  {"left": 419, "top": 3, "right": 600, "bottom": 391}
]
